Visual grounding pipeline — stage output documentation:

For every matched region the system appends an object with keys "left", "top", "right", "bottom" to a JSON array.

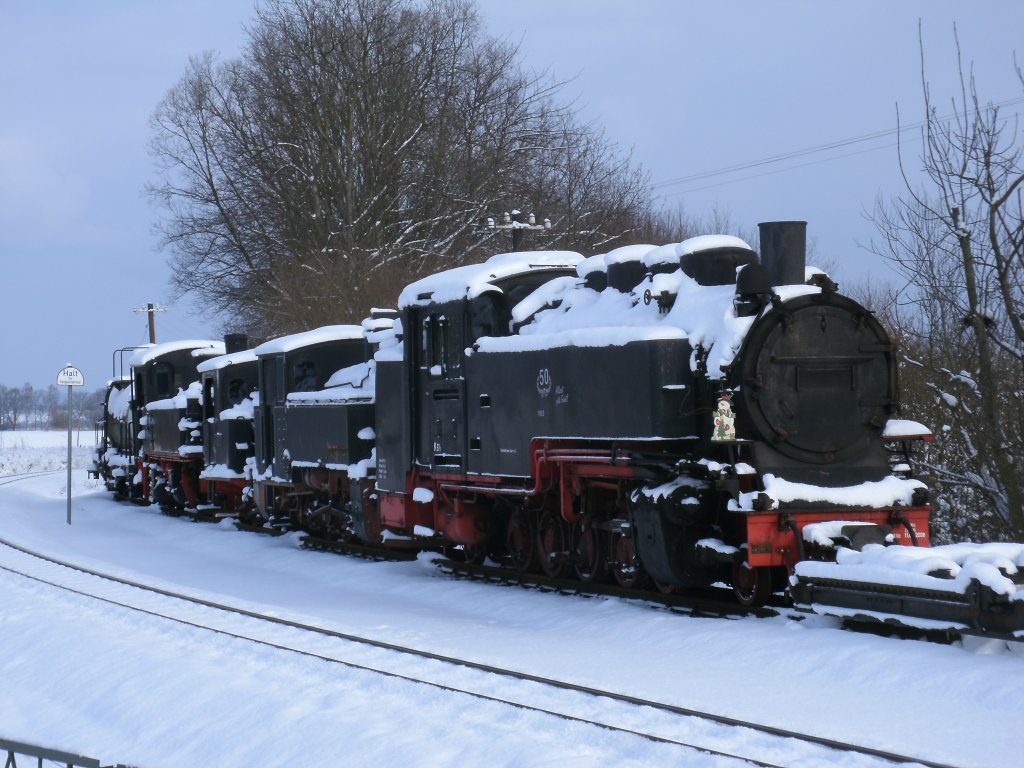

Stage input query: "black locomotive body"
[{"left": 462, "top": 338, "right": 696, "bottom": 476}]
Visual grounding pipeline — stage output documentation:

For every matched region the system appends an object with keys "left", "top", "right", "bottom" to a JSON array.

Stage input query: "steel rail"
[
  {"left": 0, "top": 469, "right": 62, "bottom": 486},
  {"left": 435, "top": 557, "right": 785, "bottom": 618},
  {"left": 0, "top": 536, "right": 964, "bottom": 768}
]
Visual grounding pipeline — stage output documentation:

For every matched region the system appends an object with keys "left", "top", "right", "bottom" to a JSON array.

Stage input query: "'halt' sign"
[{"left": 57, "top": 365, "right": 85, "bottom": 387}]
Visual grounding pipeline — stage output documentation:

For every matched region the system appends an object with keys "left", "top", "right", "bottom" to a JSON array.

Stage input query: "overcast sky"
[{"left": 1, "top": 1, "right": 1021, "bottom": 390}]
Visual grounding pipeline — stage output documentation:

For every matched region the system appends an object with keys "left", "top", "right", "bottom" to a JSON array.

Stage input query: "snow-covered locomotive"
[
  {"left": 370, "top": 221, "right": 931, "bottom": 604},
  {"left": 92, "top": 221, "right": 1023, "bottom": 630},
  {"left": 93, "top": 339, "right": 226, "bottom": 506}
]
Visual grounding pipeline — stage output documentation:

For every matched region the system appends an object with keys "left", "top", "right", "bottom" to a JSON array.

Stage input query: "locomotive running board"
[{"left": 790, "top": 574, "right": 1024, "bottom": 638}]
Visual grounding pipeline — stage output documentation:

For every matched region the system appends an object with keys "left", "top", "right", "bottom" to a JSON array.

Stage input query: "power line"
[
  {"left": 652, "top": 96, "right": 1024, "bottom": 192},
  {"left": 657, "top": 139, "right": 903, "bottom": 199}
]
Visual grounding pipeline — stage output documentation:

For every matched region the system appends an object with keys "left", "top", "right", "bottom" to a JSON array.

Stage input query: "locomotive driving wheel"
[
  {"left": 609, "top": 531, "right": 648, "bottom": 589},
  {"left": 445, "top": 543, "right": 487, "bottom": 565},
  {"left": 506, "top": 506, "right": 539, "bottom": 573},
  {"left": 731, "top": 560, "right": 772, "bottom": 607},
  {"left": 537, "top": 509, "right": 571, "bottom": 578},
  {"left": 654, "top": 579, "right": 679, "bottom": 595},
  {"left": 571, "top": 520, "right": 606, "bottom": 583}
]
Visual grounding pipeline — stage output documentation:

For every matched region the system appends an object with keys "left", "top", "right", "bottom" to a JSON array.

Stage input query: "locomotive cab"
[
  {"left": 251, "top": 326, "right": 370, "bottom": 520},
  {"left": 133, "top": 340, "right": 226, "bottom": 508},
  {"left": 197, "top": 344, "right": 258, "bottom": 512}
]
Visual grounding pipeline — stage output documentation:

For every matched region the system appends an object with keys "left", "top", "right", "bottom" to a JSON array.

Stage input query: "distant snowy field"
[
  {"left": 1, "top": 436, "right": 1022, "bottom": 768},
  {"left": 0, "top": 429, "right": 97, "bottom": 474}
]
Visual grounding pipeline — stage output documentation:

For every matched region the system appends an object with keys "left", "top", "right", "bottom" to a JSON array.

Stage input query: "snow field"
[
  {"left": 0, "top": 542, "right": 900, "bottom": 768},
  {"left": 0, "top": 435, "right": 1022, "bottom": 767},
  {"left": 0, "top": 429, "right": 97, "bottom": 475}
]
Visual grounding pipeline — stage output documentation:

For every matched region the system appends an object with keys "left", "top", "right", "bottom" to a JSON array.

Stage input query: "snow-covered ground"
[
  {"left": 1, "top": 435, "right": 1021, "bottom": 768},
  {"left": 0, "top": 429, "right": 97, "bottom": 474}
]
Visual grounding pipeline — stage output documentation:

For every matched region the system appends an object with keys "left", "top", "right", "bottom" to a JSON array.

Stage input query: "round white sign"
[{"left": 57, "top": 365, "right": 85, "bottom": 387}]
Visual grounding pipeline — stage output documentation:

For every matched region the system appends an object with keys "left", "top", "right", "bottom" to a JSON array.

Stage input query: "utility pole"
[
  {"left": 481, "top": 210, "right": 552, "bottom": 252},
  {"left": 133, "top": 302, "right": 167, "bottom": 343}
]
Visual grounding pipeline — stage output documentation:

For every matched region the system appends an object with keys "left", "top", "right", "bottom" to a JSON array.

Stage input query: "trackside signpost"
[{"left": 57, "top": 364, "right": 84, "bottom": 524}]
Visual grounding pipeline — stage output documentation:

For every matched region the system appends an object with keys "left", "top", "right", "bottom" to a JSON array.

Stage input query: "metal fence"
[{"left": 0, "top": 738, "right": 132, "bottom": 768}]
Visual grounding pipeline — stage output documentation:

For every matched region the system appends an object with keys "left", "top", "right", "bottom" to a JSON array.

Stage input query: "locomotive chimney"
[
  {"left": 224, "top": 333, "right": 248, "bottom": 354},
  {"left": 758, "top": 221, "right": 806, "bottom": 286}
]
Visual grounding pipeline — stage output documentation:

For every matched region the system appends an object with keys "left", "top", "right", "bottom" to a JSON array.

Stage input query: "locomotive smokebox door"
[{"left": 733, "top": 292, "right": 896, "bottom": 481}]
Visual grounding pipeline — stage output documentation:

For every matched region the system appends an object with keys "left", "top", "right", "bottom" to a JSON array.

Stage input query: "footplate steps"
[{"left": 790, "top": 575, "right": 1024, "bottom": 638}]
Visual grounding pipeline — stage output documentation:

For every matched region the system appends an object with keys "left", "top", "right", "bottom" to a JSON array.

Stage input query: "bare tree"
[
  {"left": 0, "top": 384, "right": 35, "bottom": 431},
  {"left": 873, "top": 32, "right": 1024, "bottom": 540},
  {"left": 36, "top": 385, "right": 59, "bottom": 429},
  {"left": 149, "top": 0, "right": 652, "bottom": 337}
]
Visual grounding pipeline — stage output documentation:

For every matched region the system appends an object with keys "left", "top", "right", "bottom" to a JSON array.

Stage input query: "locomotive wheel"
[
  {"left": 445, "top": 543, "right": 487, "bottom": 565},
  {"left": 506, "top": 507, "right": 539, "bottom": 573},
  {"left": 609, "top": 532, "right": 648, "bottom": 589},
  {"left": 463, "top": 544, "right": 487, "bottom": 565},
  {"left": 654, "top": 579, "right": 679, "bottom": 595},
  {"left": 731, "top": 560, "right": 772, "bottom": 607},
  {"left": 537, "top": 509, "right": 571, "bottom": 578},
  {"left": 571, "top": 520, "right": 607, "bottom": 583}
]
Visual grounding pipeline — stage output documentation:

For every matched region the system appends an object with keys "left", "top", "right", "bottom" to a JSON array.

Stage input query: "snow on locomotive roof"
[
  {"left": 398, "top": 250, "right": 583, "bottom": 308},
  {"left": 681, "top": 234, "right": 752, "bottom": 256},
  {"left": 603, "top": 243, "right": 657, "bottom": 265},
  {"left": 576, "top": 255, "right": 604, "bottom": 278},
  {"left": 253, "top": 325, "right": 364, "bottom": 356},
  {"left": 130, "top": 340, "right": 225, "bottom": 367},
  {"left": 196, "top": 349, "right": 258, "bottom": 373},
  {"left": 479, "top": 265, "right": 747, "bottom": 372},
  {"left": 643, "top": 234, "right": 754, "bottom": 269},
  {"left": 475, "top": 235, "right": 821, "bottom": 373}
]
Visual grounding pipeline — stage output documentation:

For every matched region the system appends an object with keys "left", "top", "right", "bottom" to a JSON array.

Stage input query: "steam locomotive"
[{"left": 97, "top": 221, "right": 1013, "bottom": 625}]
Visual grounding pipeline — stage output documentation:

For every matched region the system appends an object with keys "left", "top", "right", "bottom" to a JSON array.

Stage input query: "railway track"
[
  {"left": 303, "top": 530, "right": 1011, "bottom": 649},
  {"left": 0, "top": 469, "right": 62, "bottom": 486},
  {"left": 147, "top": 504, "right": 1019, "bottom": 650},
  {"left": 0, "top": 534, "right": 965, "bottom": 768},
  {"left": 434, "top": 556, "right": 786, "bottom": 618},
  {"left": 158, "top": 499, "right": 1020, "bottom": 650}
]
